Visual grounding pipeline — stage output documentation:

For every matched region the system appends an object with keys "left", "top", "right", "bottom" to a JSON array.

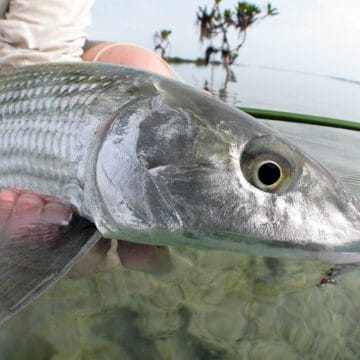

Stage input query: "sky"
[{"left": 88, "top": 0, "right": 360, "bottom": 81}]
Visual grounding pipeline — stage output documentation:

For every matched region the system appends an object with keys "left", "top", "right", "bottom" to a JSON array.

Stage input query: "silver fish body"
[{"left": 0, "top": 62, "right": 360, "bottom": 255}]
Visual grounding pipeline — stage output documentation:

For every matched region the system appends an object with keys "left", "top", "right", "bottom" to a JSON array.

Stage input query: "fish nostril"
[{"left": 257, "top": 161, "right": 281, "bottom": 186}]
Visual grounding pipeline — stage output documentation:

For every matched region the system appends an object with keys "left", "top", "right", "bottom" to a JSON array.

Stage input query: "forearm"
[{"left": 0, "top": 0, "right": 94, "bottom": 65}]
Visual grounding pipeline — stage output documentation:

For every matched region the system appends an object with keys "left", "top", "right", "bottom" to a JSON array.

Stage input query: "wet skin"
[
  {"left": 0, "top": 189, "right": 72, "bottom": 230},
  {"left": 0, "top": 189, "right": 172, "bottom": 275}
]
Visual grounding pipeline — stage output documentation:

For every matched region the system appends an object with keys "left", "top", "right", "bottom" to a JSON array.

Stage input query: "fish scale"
[{"left": 0, "top": 64, "right": 122, "bottom": 203}]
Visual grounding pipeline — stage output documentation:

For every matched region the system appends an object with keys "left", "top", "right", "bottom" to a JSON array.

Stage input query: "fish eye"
[
  {"left": 255, "top": 160, "right": 282, "bottom": 188},
  {"left": 243, "top": 154, "right": 292, "bottom": 193},
  {"left": 240, "top": 136, "right": 298, "bottom": 194}
]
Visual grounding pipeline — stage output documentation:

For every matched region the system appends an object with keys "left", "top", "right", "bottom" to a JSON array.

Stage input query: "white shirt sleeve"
[
  {"left": 0, "top": 0, "right": 94, "bottom": 65},
  {"left": 0, "top": 0, "right": 9, "bottom": 19}
]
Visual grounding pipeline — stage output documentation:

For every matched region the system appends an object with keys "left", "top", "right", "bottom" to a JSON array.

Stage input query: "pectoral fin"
[{"left": 0, "top": 213, "right": 101, "bottom": 325}]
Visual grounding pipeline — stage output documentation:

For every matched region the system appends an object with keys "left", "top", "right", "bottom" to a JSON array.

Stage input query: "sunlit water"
[
  {"left": 0, "top": 65, "right": 359, "bottom": 359},
  {"left": 174, "top": 63, "right": 360, "bottom": 123}
]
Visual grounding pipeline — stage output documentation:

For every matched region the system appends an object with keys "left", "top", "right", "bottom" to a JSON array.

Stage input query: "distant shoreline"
[{"left": 165, "top": 56, "right": 222, "bottom": 66}]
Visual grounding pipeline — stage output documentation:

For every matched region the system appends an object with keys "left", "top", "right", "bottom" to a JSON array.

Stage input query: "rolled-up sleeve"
[{"left": 0, "top": 0, "right": 94, "bottom": 65}]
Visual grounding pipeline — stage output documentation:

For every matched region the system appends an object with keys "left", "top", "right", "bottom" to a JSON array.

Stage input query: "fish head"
[{"left": 93, "top": 74, "right": 360, "bottom": 251}]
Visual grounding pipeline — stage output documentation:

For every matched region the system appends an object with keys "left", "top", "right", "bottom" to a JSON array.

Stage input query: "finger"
[
  {"left": 3, "top": 193, "right": 45, "bottom": 234},
  {"left": 0, "top": 189, "right": 18, "bottom": 226},
  {"left": 14, "top": 193, "right": 44, "bottom": 215},
  {"left": 43, "top": 202, "right": 72, "bottom": 224},
  {"left": 117, "top": 240, "right": 172, "bottom": 274},
  {"left": 68, "top": 238, "right": 116, "bottom": 278}
]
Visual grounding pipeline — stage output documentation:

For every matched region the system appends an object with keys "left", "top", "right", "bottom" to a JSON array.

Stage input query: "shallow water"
[
  {"left": 1, "top": 66, "right": 359, "bottom": 359},
  {"left": 174, "top": 63, "right": 360, "bottom": 123}
]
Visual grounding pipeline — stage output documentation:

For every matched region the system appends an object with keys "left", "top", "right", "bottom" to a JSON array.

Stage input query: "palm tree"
[{"left": 153, "top": 29, "right": 172, "bottom": 59}]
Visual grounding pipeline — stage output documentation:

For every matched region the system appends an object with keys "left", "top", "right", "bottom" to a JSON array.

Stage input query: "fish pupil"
[{"left": 257, "top": 162, "right": 281, "bottom": 186}]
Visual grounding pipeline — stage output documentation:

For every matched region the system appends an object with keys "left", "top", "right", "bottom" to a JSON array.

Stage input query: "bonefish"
[{"left": 0, "top": 62, "right": 359, "bottom": 324}]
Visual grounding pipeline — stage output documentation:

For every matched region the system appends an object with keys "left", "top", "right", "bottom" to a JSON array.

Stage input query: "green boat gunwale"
[{"left": 240, "top": 107, "right": 360, "bottom": 131}]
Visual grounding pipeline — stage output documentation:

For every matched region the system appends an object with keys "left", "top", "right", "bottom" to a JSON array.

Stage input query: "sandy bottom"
[{"left": 0, "top": 245, "right": 359, "bottom": 360}]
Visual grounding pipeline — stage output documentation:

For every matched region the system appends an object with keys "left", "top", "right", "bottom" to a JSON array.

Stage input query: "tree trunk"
[{"left": 223, "top": 54, "right": 232, "bottom": 82}]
